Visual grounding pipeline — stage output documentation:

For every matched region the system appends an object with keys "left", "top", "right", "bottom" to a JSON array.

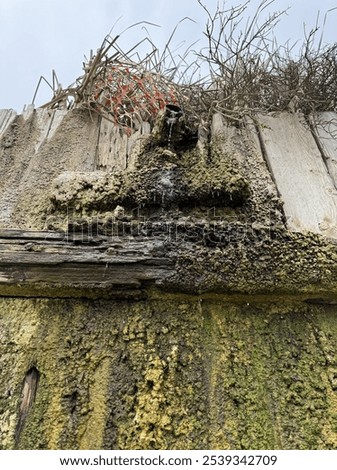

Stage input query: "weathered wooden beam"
[{"left": 0, "top": 230, "right": 173, "bottom": 298}]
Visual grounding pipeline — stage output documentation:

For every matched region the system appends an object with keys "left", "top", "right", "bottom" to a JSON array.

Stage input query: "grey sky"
[{"left": 0, "top": 0, "right": 336, "bottom": 112}]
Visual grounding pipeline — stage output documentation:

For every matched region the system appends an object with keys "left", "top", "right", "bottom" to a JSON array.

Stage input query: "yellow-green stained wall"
[{"left": 1, "top": 296, "right": 337, "bottom": 450}]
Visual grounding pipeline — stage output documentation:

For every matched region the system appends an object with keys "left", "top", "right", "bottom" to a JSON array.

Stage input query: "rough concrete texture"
[
  {"left": 1, "top": 297, "right": 337, "bottom": 450},
  {"left": 1, "top": 106, "right": 337, "bottom": 450},
  {"left": 0, "top": 108, "right": 98, "bottom": 229},
  {"left": 0, "top": 108, "right": 282, "bottom": 231}
]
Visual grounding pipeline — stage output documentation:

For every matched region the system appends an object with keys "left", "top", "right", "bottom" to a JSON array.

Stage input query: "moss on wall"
[
  {"left": 169, "top": 229, "right": 337, "bottom": 296},
  {"left": 2, "top": 104, "right": 337, "bottom": 452},
  {"left": 46, "top": 138, "right": 249, "bottom": 226},
  {"left": 204, "top": 301, "right": 337, "bottom": 449},
  {"left": 1, "top": 296, "right": 337, "bottom": 450}
]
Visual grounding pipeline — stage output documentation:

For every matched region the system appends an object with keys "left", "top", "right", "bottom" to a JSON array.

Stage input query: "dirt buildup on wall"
[
  {"left": 2, "top": 1, "right": 337, "bottom": 450},
  {"left": 2, "top": 297, "right": 337, "bottom": 450}
]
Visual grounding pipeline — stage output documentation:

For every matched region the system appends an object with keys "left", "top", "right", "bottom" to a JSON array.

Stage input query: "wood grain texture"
[
  {"left": 258, "top": 112, "right": 337, "bottom": 238},
  {"left": 0, "top": 230, "right": 173, "bottom": 297},
  {"left": 313, "top": 112, "right": 337, "bottom": 186},
  {"left": 96, "top": 118, "right": 150, "bottom": 171},
  {"left": 15, "top": 367, "right": 40, "bottom": 445},
  {"left": 0, "top": 109, "right": 16, "bottom": 138}
]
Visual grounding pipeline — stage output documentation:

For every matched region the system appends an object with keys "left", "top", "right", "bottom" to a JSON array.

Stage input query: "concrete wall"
[
  {"left": 2, "top": 297, "right": 337, "bottom": 450},
  {"left": 1, "top": 107, "right": 337, "bottom": 449}
]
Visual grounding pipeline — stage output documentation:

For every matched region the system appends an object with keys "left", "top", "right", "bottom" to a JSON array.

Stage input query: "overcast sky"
[{"left": 0, "top": 0, "right": 336, "bottom": 112}]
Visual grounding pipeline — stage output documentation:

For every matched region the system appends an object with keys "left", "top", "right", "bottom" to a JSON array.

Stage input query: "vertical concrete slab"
[
  {"left": 0, "top": 107, "right": 101, "bottom": 228},
  {"left": 34, "top": 108, "right": 69, "bottom": 152}
]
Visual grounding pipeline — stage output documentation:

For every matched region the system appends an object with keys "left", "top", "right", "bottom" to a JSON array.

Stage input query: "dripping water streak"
[
  {"left": 165, "top": 105, "right": 182, "bottom": 149},
  {"left": 167, "top": 119, "right": 174, "bottom": 149}
]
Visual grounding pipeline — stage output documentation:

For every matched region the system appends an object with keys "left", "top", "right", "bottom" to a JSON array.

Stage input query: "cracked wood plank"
[
  {"left": 97, "top": 118, "right": 128, "bottom": 170},
  {"left": 97, "top": 118, "right": 150, "bottom": 171},
  {"left": 0, "top": 231, "right": 173, "bottom": 297},
  {"left": 15, "top": 367, "right": 40, "bottom": 445},
  {"left": 258, "top": 112, "right": 337, "bottom": 238},
  {"left": 0, "top": 109, "right": 16, "bottom": 138},
  {"left": 313, "top": 112, "right": 337, "bottom": 186}
]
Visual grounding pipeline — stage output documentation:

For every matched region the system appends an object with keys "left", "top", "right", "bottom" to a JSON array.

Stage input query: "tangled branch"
[{"left": 37, "top": 1, "right": 337, "bottom": 131}]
